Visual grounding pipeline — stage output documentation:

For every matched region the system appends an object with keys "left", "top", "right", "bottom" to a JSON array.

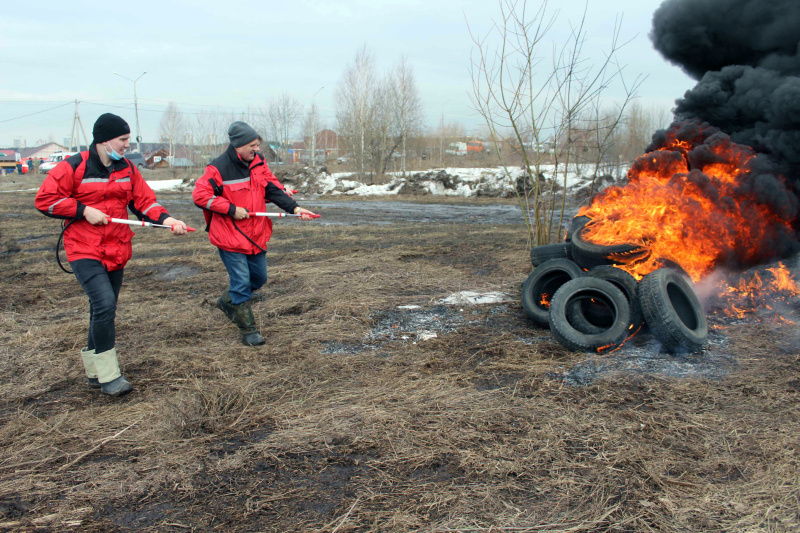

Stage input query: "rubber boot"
[
  {"left": 216, "top": 288, "right": 237, "bottom": 323},
  {"left": 232, "top": 300, "right": 265, "bottom": 346},
  {"left": 250, "top": 291, "right": 266, "bottom": 302},
  {"left": 80, "top": 347, "right": 101, "bottom": 389},
  {"left": 93, "top": 348, "right": 132, "bottom": 397}
]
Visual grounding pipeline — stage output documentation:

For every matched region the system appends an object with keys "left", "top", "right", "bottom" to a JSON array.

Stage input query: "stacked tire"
[
  {"left": 637, "top": 268, "right": 708, "bottom": 353},
  {"left": 569, "top": 216, "right": 650, "bottom": 268},
  {"left": 521, "top": 259, "right": 582, "bottom": 328},
  {"left": 548, "top": 276, "right": 632, "bottom": 352},
  {"left": 522, "top": 215, "right": 708, "bottom": 353}
]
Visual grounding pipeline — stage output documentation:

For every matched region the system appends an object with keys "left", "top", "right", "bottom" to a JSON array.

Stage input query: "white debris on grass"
[
  {"left": 438, "top": 291, "right": 513, "bottom": 305},
  {"left": 415, "top": 331, "right": 438, "bottom": 342}
]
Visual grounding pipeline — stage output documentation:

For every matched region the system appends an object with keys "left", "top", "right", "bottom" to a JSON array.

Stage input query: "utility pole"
[
  {"left": 310, "top": 86, "right": 324, "bottom": 167},
  {"left": 440, "top": 97, "right": 454, "bottom": 168},
  {"left": 113, "top": 71, "right": 146, "bottom": 153},
  {"left": 69, "top": 100, "right": 89, "bottom": 152}
]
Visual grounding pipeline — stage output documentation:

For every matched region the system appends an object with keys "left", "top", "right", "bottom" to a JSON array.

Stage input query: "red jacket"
[
  {"left": 192, "top": 146, "right": 297, "bottom": 254},
  {"left": 35, "top": 147, "right": 171, "bottom": 271}
]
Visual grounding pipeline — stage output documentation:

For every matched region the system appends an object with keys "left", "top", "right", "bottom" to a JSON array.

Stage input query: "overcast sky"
[{"left": 1, "top": 0, "right": 695, "bottom": 149}]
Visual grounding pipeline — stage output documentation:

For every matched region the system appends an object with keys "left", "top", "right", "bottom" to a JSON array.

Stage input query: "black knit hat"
[
  {"left": 228, "top": 121, "right": 260, "bottom": 148},
  {"left": 92, "top": 113, "right": 131, "bottom": 144}
]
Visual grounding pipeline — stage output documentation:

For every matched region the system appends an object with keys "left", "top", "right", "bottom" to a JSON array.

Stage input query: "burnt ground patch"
[{"left": 0, "top": 188, "right": 799, "bottom": 532}]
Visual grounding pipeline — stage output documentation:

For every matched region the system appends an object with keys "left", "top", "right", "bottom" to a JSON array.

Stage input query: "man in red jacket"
[
  {"left": 192, "top": 121, "right": 317, "bottom": 346},
  {"left": 35, "top": 113, "right": 190, "bottom": 397}
]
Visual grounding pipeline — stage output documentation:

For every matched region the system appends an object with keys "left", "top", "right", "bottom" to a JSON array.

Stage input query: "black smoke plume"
[{"left": 649, "top": 0, "right": 800, "bottom": 253}]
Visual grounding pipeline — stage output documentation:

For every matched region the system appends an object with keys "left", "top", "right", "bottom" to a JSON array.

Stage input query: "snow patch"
[
  {"left": 146, "top": 164, "right": 627, "bottom": 198},
  {"left": 146, "top": 179, "right": 186, "bottom": 191},
  {"left": 274, "top": 165, "right": 626, "bottom": 198}
]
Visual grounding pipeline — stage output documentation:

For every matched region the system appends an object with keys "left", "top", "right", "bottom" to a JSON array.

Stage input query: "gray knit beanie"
[{"left": 228, "top": 121, "right": 260, "bottom": 148}]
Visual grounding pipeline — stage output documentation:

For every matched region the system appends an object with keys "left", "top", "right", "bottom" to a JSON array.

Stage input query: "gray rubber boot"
[
  {"left": 94, "top": 348, "right": 132, "bottom": 397},
  {"left": 81, "top": 347, "right": 101, "bottom": 389},
  {"left": 232, "top": 300, "right": 265, "bottom": 346}
]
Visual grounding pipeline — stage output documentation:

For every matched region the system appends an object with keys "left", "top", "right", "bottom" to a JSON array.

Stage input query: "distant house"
[
  {"left": 137, "top": 142, "right": 276, "bottom": 168},
  {"left": 0, "top": 143, "right": 69, "bottom": 161},
  {"left": 0, "top": 143, "right": 71, "bottom": 174},
  {"left": 171, "top": 158, "right": 195, "bottom": 168},
  {"left": 291, "top": 129, "right": 340, "bottom": 164},
  {"left": 315, "top": 129, "right": 339, "bottom": 153}
]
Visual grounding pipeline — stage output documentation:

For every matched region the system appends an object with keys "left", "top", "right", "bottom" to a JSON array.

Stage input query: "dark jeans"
[
  {"left": 71, "top": 259, "right": 124, "bottom": 353},
  {"left": 218, "top": 250, "right": 267, "bottom": 305}
]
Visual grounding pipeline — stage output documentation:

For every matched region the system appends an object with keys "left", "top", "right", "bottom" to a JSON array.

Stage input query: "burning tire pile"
[{"left": 522, "top": 217, "right": 708, "bottom": 353}]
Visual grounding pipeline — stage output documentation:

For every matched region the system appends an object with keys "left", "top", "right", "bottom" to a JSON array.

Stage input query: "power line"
[
  {"left": 0, "top": 98, "right": 308, "bottom": 119},
  {"left": 0, "top": 102, "right": 73, "bottom": 124}
]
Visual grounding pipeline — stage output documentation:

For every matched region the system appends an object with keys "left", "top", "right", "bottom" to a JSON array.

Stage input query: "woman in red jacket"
[
  {"left": 35, "top": 113, "right": 189, "bottom": 397},
  {"left": 192, "top": 121, "right": 317, "bottom": 346}
]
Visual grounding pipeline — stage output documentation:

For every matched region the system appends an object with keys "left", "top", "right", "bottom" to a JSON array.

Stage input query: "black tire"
[
  {"left": 637, "top": 268, "right": 708, "bottom": 353},
  {"left": 569, "top": 218, "right": 649, "bottom": 269},
  {"left": 549, "top": 277, "right": 631, "bottom": 352},
  {"left": 564, "top": 297, "right": 607, "bottom": 335},
  {"left": 521, "top": 259, "right": 583, "bottom": 328},
  {"left": 654, "top": 258, "right": 692, "bottom": 280},
  {"left": 530, "top": 242, "right": 572, "bottom": 266},
  {"left": 565, "top": 215, "right": 591, "bottom": 241},
  {"left": 582, "top": 265, "right": 644, "bottom": 330}
]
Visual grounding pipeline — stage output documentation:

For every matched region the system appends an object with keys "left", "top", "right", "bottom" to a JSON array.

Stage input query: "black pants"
[{"left": 71, "top": 259, "right": 124, "bottom": 353}]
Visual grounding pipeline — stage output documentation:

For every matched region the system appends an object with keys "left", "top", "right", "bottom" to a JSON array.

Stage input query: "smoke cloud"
[
  {"left": 651, "top": 0, "right": 800, "bottom": 79},
  {"left": 649, "top": 0, "right": 800, "bottom": 251}
]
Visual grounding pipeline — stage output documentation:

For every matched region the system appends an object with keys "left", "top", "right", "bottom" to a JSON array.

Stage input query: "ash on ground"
[
  {"left": 548, "top": 330, "right": 735, "bottom": 386},
  {"left": 367, "top": 304, "right": 466, "bottom": 342},
  {"left": 320, "top": 295, "right": 508, "bottom": 356}
]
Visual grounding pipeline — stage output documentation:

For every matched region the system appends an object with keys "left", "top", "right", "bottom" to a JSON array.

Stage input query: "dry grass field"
[{"left": 0, "top": 171, "right": 798, "bottom": 532}]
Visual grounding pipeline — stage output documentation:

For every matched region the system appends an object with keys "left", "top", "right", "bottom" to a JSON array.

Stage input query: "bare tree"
[
  {"left": 303, "top": 103, "right": 326, "bottom": 166},
  {"left": 187, "top": 107, "right": 236, "bottom": 165},
  {"left": 268, "top": 93, "right": 304, "bottom": 164},
  {"left": 389, "top": 58, "right": 425, "bottom": 175},
  {"left": 157, "top": 102, "right": 185, "bottom": 163},
  {"left": 335, "top": 47, "right": 426, "bottom": 181},
  {"left": 335, "top": 45, "right": 379, "bottom": 182},
  {"left": 371, "top": 79, "right": 397, "bottom": 178},
  {"left": 469, "top": 0, "right": 641, "bottom": 248},
  {"left": 615, "top": 101, "right": 672, "bottom": 163}
]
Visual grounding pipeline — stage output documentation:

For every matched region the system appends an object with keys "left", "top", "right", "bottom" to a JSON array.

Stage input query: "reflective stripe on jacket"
[{"left": 34, "top": 146, "right": 170, "bottom": 271}]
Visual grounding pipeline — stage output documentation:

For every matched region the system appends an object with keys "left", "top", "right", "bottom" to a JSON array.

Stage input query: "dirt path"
[{"left": 0, "top": 189, "right": 798, "bottom": 532}]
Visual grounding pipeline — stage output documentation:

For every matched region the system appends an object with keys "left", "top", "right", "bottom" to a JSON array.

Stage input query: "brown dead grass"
[{"left": 0, "top": 183, "right": 798, "bottom": 532}]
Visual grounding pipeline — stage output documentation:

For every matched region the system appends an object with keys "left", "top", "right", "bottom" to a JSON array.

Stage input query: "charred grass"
[{"left": 0, "top": 187, "right": 799, "bottom": 532}]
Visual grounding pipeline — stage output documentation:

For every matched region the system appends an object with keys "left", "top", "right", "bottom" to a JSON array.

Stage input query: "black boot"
[
  {"left": 250, "top": 291, "right": 266, "bottom": 302},
  {"left": 216, "top": 288, "right": 237, "bottom": 323},
  {"left": 232, "top": 300, "right": 265, "bottom": 346}
]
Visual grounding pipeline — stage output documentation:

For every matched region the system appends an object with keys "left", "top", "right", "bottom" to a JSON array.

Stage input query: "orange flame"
[
  {"left": 711, "top": 262, "right": 799, "bottom": 323},
  {"left": 540, "top": 292, "right": 551, "bottom": 309},
  {"left": 765, "top": 263, "right": 800, "bottom": 295},
  {"left": 577, "top": 125, "right": 795, "bottom": 282}
]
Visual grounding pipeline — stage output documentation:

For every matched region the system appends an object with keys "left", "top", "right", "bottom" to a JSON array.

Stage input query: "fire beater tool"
[
  {"left": 248, "top": 212, "right": 321, "bottom": 219},
  {"left": 107, "top": 217, "right": 197, "bottom": 231}
]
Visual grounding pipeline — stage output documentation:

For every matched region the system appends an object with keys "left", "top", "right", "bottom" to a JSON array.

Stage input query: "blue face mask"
[{"left": 104, "top": 144, "right": 123, "bottom": 161}]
